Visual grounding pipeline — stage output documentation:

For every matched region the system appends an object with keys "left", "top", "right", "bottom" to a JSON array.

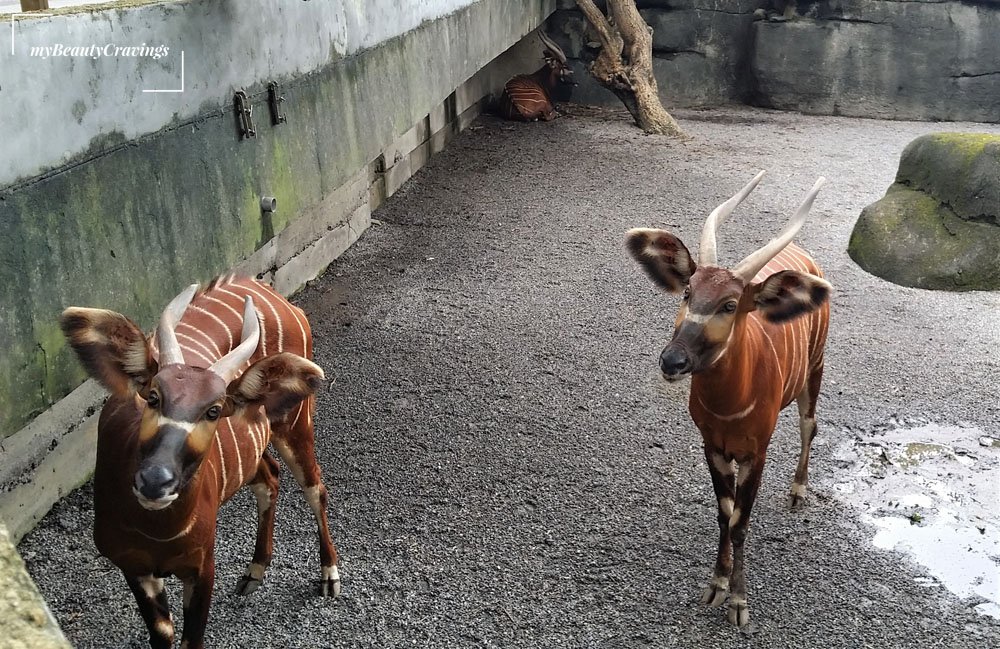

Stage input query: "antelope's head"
[
  {"left": 539, "top": 31, "right": 575, "bottom": 87},
  {"left": 61, "top": 285, "right": 323, "bottom": 510},
  {"left": 626, "top": 172, "right": 832, "bottom": 381}
]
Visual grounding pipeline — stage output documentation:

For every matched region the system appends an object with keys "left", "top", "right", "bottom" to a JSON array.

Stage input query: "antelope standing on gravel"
[
  {"left": 499, "top": 31, "right": 575, "bottom": 122},
  {"left": 626, "top": 172, "right": 831, "bottom": 627},
  {"left": 60, "top": 275, "right": 340, "bottom": 649}
]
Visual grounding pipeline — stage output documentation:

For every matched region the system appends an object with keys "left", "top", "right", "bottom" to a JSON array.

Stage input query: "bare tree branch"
[{"left": 575, "top": 0, "right": 684, "bottom": 136}]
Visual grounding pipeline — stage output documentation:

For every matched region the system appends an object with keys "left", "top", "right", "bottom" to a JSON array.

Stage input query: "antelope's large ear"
[
  {"left": 625, "top": 228, "right": 697, "bottom": 293},
  {"left": 226, "top": 352, "right": 325, "bottom": 419},
  {"left": 751, "top": 270, "right": 832, "bottom": 323},
  {"left": 60, "top": 308, "right": 157, "bottom": 397}
]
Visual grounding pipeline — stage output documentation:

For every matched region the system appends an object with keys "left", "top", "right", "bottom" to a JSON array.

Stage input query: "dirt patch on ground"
[{"left": 20, "top": 105, "right": 1000, "bottom": 647}]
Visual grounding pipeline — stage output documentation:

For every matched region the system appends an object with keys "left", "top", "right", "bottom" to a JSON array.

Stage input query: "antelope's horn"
[
  {"left": 539, "top": 31, "right": 567, "bottom": 64},
  {"left": 732, "top": 177, "right": 827, "bottom": 282},
  {"left": 699, "top": 171, "right": 766, "bottom": 267},
  {"left": 156, "top": 284, "right": 199, "bottom": 366},
  {"left": 209, "top": 297, "right": 260, "bottom": 382}
]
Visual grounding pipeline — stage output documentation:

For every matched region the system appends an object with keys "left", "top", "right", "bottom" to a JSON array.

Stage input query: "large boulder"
[{"left": 848, "top": 133, "right": 1000, "bottom": 291}]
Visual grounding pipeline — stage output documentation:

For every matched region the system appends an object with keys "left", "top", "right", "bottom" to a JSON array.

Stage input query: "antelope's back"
[
  {"left": 502, "top": 74, "right": 552, "bottom": 120},
  {"left": 171, "top": 275, "right": 312, "bottom": 366},
  {"left": 752, "top": 243, "right": 830, "bottom": 407}
]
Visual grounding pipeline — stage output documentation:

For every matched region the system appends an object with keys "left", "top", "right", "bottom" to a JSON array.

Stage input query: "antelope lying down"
[
  {"left": 626, "top": 172, "right": 831, "bottom": 627},
  {"left": 61, "top": 275, "right": 340, "bottom": 649},
  {"left": 499, "top": 31, "right": 575, "bottom": 122}
]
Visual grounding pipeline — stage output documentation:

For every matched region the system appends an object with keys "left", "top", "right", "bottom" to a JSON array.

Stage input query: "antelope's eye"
[
  {"left": 682, "top": 287, "right": 691, "bottom": 300},
  {"left": 205, "top": 405, "right": 222, "bottom": 421},
  {"left": 722, "top": 301, "right": 738, "bottom": 314},
  {"left": 146, "top": 391, "right": 160, "bottom": 409}
]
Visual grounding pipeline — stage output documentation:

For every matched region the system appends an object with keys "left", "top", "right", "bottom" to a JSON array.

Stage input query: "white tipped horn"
[
  {"left": 156, "top": 284, "right": 199, "bottom": 366},
  {"left": 732, "top": 177, "right": 827, "bottom": 282},
  {"left": 539, "top": 30, "right": 567, "bottom": 64},
  {"left": 209, "top": 297, "right": 260, "bottom": 382},
  {"left": 699, "top": 170, "right": 767, "bottom": 267}
]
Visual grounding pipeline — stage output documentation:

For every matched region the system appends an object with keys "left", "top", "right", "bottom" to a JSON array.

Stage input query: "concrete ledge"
[
  {"left": 0, "top": 524, "right": 71, "bottom": 648},
  {"left": 0, "top": 17, "right": 556, "bottom": 546}
]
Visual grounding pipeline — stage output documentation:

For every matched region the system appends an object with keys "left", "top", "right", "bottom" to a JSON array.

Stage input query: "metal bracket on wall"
[
  {"left": 234, "top": 91, "right": 256, "bottom": 139},
  {"left": 267, "top": 82, "right": 287, "bottom": 125}
]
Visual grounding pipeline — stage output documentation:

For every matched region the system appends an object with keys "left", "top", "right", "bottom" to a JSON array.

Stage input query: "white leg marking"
[
  {"left": 790, "top": 483, "right": 807, "bottom": 497},
  {"left": 719, "top": 496, "right": 734, "bottom": 518},
  {"left": 710, "top": 575, "right": 729, "bottom": 590},
  {"left": 729, "top": 508, "right": 741, "bottom": 528},
  {"left": 322, "top": 565, "right": 340, "bottom": 582},
  {"left": 247, "top": 562, "right": 266, "bottom": 580},
  {"left": 710, "top": 453, "right": 735, "bottom": 477},
  {"left": 154, "top": 618, "right": 173, "bottom": 639},
  {"left": 304, "top": 485, "right": 325, "bottom": 520},
  {"left": 138, "top": 575, "right": 165, "bottom": 599},
  {"left": 736, "top": 462, "right": 752, "bottom": 487},
  {"left": 251, "top": 482, "right": 272, "bottom": 513}
]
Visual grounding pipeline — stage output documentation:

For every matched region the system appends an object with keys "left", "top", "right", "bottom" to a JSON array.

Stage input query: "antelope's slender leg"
[
  {"left": 179, "top": 562, "right": 215, "bottom": 649},
  {"left": 700, "top": 448, "right": 735, "bottom": 607},
  {"left": 272, "top": 398, "right": 340, "bottom": 597},
  {"left": 235, "top": 451, "right": 281, "bottom": 595},
  {"left": 124, "top": 574, "right": 173, "bottom": 649},
  {"left": 728, "top": 457, "right": 766, "bottom": 627},
  {"left": 790, "top": 363, "right": 823, "bottom": 509}
]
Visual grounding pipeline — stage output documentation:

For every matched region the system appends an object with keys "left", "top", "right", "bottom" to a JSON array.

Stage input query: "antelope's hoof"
[
  {"left": 320, "top": 565, "right": 341, "bottom": 598},
  {"left": 234, "top": 576, "right": 263, "bottom": 596},
  {"left": 727, "top": 597, "right": 750, "bottom": 627},
  {"left": 699, "top": 576, "right": 729, "bottom": 608},
  {"left": 788, "top": 483, "right": 808, "bottom": 510}
]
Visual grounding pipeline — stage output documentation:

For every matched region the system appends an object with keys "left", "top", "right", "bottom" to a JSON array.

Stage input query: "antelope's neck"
[{"left": 689, "top": 314, "right": 760, "bottom": 425}]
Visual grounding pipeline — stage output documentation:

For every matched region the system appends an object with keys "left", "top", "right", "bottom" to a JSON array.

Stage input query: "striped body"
[
  {"left": 690, "top": 243, "right": 829, "bottom": 459},
  {"left": 625, "top": 173, "right": 832, "bottom": 627},
  {"left": 94, "top": 277, "right": 312, "bottom": 578},
  {"left": 63, "top": 275, "right": 338, "bottom": 649},
  {"left": 500, "top": 68, "right": 557, "bottom": 121}
]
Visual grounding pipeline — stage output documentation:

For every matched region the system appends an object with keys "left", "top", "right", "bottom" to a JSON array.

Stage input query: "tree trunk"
[{"left": 575, "top": 0, "right": 684, "bottom": 137}]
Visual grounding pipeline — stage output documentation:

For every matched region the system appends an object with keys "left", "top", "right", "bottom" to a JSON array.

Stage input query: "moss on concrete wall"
[{"left": 0, "top": 0, "right": 553, "bottom": 440}]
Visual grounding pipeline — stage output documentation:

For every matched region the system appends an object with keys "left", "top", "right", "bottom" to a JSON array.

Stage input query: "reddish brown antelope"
[
  {"left": 625, "top": 172, "right": 831, "bottom": 627},
  {"left": 60, "top": 275, "right": 340, "bottom": 649},
  {"left": 499, "top": 31, "right": 575, "bottom": 121}
]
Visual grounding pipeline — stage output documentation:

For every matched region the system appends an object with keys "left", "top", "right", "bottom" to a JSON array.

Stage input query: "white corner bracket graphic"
[
  {"left": 143, "top": 50, "right": 185, "bottom": 93},
  {"left": 10, "top": 12, "right": 53, "bottom": 56}
]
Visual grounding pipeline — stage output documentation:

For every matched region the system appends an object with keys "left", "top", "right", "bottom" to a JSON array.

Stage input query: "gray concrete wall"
[{"left": 0, "top": 0, "right": 555, "bottom": 541}]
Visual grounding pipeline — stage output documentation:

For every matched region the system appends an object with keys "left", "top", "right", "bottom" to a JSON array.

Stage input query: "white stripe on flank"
[
  {"left": 202, "top": 294, "right": 243, "bottom": 321},
  {"left": 188, "top": 305, "right": 234, "bottom": 352},
  {"left": 288, "top": 304, "right": 309, "bottom": 354},
  {"left": 226, "top": 419, "right": 244, "bottom": 490},
  {"left": 175, "top": 333, "right": 216, "bottom": 365},
  {"left": 749, "top": 316, "right": 783, "bottom": 386},
  {"left": 175, "top": 321, "right": 223, "bottom": 358},
  {"left": 217, "top": 285, "right": 268, "bottom": 357},
  {"left": 215, "top": 433, "right": 228, "bottom": 495},
  {"left": 241, "top": 284, "right": 284, "bottom": 352}
]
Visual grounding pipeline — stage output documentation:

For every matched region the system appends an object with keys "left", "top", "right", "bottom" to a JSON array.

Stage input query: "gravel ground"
[{"left": 20, "top": 106, "right": 1000, "bottom": 648}]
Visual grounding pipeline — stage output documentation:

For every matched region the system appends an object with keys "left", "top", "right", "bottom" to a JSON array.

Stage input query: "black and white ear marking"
[
  {"left": 60, "top": 307, "right": 157, "bottom": 396},
  {"left": 753, "top": 270, "right": 832, "bottom": 323},
  {"left": 227, "top": 352, "right": 325, "bottom": 419},
  {"left": 625, "top": 228, "right": 697, "bottom": 294}
]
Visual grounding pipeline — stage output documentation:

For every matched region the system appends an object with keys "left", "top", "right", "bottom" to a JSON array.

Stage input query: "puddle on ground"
[{"left": 820, "top": 420, "right": 1000, "bottom": 619}]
